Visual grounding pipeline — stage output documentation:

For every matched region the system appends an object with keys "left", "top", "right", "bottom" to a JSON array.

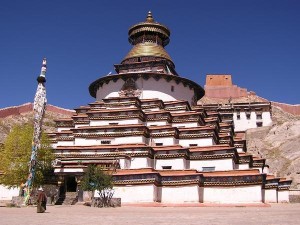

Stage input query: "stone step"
[{"left": 61, "top": 192, "right": 78, "bottom": 205}]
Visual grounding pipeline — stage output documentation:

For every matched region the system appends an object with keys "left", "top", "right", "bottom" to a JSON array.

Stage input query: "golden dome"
[{"left": 122, "top": 42, "right": 173, "bottom": 63}]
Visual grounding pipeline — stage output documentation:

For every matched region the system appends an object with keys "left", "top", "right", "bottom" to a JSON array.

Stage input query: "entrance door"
[{"left": 66, "top": 176, "right": 77, "bottom": 192}]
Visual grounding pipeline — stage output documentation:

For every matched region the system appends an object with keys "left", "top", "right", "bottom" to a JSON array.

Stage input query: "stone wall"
[
  {"left": 289, "top": 189, "right": 300, "bottom": 203},
  {"left": 204, "top": 74, "right": 253, "bottom": 99},
  {"left": 206, "top": 74, "right": 233, "bottom": 86},
  {"left": 204, "top": 85, "right": 250, "bottom": 99}
]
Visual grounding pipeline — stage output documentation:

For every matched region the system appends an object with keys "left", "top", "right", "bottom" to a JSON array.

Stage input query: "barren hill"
[
  {"left": 0, "top": 103, "right": 74, "bottom": 143},
  {"left": 246, "top": 106, "right": 300, "bottom": 188}
]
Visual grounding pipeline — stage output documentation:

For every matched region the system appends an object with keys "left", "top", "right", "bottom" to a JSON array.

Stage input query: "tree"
[
  {"left": 0, "top": 123, "right": 54, "bottom": 188},
  {"left": 81, "top": 164, "right": 114, "bottom": 207}
]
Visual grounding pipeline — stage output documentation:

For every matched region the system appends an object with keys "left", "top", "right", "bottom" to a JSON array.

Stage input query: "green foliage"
[
  {"left": 81, "top": 165, "right": 113, "bottom": 192},
  {"left": 0, "top": 123, "right": 54, "bottom": 188},
  {"left": 81, "top": 165, "right": 114, "bottom": 207}
]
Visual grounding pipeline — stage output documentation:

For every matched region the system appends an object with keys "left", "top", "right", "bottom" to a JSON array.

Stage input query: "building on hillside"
[
  {"left": 196, "top": 102, "right": 272, "bottom": 132},
  {"left": 201, "top": 74, "right": 273, "bottom": 131},
  {"left": 50, "top": 12, "right": 291, "bottom": 204},
  {"left": 205, "top": 74, "right": 251, "bottom": 99}
]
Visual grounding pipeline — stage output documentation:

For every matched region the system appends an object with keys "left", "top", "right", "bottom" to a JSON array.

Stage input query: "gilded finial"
[{"left": 146, "top": 11, "right": 154, "bottom": 22}]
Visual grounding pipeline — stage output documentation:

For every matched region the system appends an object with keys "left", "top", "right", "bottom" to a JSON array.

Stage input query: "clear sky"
[{"left": 0, "top": 0, "right": 299, "bottom": 109}]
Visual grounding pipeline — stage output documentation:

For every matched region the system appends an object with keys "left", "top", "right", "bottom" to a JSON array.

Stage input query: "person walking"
[{"left": 36, "top": 187, "right": 47, "bottom": 213}]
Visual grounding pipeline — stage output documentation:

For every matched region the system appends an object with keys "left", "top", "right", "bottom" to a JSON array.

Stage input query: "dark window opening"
[
  {"left": 202, "top": 167, "right": 215, "bottom": 172},
  {"left": 246, "top": 113, "right": 251, "bottom": 120},
  {"left": 189, "top": 144, "right": 198, "bottom": 147},
  {"left": 162, "top": 166, "right": 172, "bottom": 169}
]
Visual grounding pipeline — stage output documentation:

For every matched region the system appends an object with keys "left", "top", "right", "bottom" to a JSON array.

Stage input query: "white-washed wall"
[
  {"left": 172, "top": 122, "right": 199, "bottom": 128},
  {"left": 74, "top": 136, "right": 146, "bottom": 146},
  {"left": 129, "top": 157, "right": 150, "bottom": 169},
  {"left": 74, "top": 138, "right": 113, "bottom": 146},
  {"left": 262, "top": 112, "right": 272, "bottom": 127},
  {"left": 179, "top": 138, "right": 215, "bottom": 147},
  {"left": 96, "top": 77, "right": 196, "bottom": 105},
  {"left": 113, "top": 184, "right": 157, "bottom": 202},
  {"left": 54, "top": 168, "right": 84, "bottom": 173},
  {"left": 151, "top": 137, "right": 176, "bottom": 146},
  {"left": 233, "top": 112, "right": 257, "bottom": 132},
  {"left": 57, "top": 127, "right": 73, "bottom": 132},
  {"left": 0, "top": 185, "right": 19, "bottom": 200},
  {"left": 236, "top": 164, "right": 249, "bottom": 170},
  {"left": 90, "top": 118, "right": 142, "bottom": 126},
  {"left": 119, "top": 158, "right": 132, "bottom": 169},
  {"left": 190, "top": 158, "right": 234, "bottom": 171},
  {"left": 75, "top": 124, "right": 89, "bottom": 128},
  {"left": 264, "top": 189, "right": 277, "bottom": 203},
  {"left": 147, "top": 121, "right": 169, "bottom": 126},
  {"left": 278, "top": 190, "right": 290, "bottom": 203},
  {"left": 233, "top": 112, "right": 272, "bottom": 132},
  {"left": 203, "top": 185, "right": 262, "bottom": 203},
  {"left": 263, "top": 166, "right": 270, "bottom": 174},
  {"left": 155, "top": 158, "right": 187, "bottom": 170},
  {"left": 236, "top": 147, "right": 245, "bottom": 153},
  {"left": 160, "top": 185, "right": 200, "bottom": 203},
  {"left": 56, "top": 140, "right": 74, "bottom": 146},
  {"left": 114, "top": 136, "right": 147, "bottom": 145}
]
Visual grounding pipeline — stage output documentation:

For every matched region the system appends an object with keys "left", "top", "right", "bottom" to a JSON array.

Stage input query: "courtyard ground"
[{"left": 0, "top": 203, "right": 299, "bottom": 225}]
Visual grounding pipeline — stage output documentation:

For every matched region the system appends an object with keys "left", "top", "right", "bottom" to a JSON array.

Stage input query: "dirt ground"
[{"left": 1, "top": 204, "right": 300, "bottom": 225}]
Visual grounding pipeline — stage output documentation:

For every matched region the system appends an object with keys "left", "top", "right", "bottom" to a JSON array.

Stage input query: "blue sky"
[{"left": 0, "top": 0, "right": 299, "bottom": 109}]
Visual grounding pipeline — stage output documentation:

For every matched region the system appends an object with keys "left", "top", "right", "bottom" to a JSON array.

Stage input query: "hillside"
[
  {"left": 246, "top": 106, "right": 300, "bottom": 188},
  {"left": 0, "top": 103, "right": 74, "bottom": 143}
]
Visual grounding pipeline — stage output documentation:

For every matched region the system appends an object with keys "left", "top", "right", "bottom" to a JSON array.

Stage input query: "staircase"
[{"left": 56, "top": 192, "right": 78, "bottom": 205}]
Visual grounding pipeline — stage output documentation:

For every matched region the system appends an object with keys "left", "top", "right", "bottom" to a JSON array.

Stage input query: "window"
[
  {"left": 109, "top": 122, "right": 119, "bottom": 125},
  {"left": 246, "top": 112, "right": 251, "bottom": 120},
  {"left": 155, "top": 143, "right": 163, "bottom": 146},
  {"left": 236, "top": 109, "right": 241, "bottom": 120},
  {"left": 202, "top": 167, "right": 215, "bottom": 172},
  {"left": 101, "top": 140, "right": 111, "bottom": 144},
  {"left": 171, "top": 86, "right": 174, "bottom": 92},
  {"left": 189, "top": 144, "right": 198, "bottom": 147},
  {"left": 162, "top": 166, "right": 172, "bottom": 169},
  {"left": 256, "top": 122, "right": 263, "bottom": 127},
  {"left": 256, "top": 114, "right": 262, "bottom": 120}
]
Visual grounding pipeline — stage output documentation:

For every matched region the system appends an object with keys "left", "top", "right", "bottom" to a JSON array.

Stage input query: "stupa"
[{"left": 51, "top": 12, "right": 291, "bottom": 204}]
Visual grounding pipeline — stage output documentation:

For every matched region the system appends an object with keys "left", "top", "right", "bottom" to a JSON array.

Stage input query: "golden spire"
[{"left": 146, "top": 11, "right": 154, "bottom": 22}]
